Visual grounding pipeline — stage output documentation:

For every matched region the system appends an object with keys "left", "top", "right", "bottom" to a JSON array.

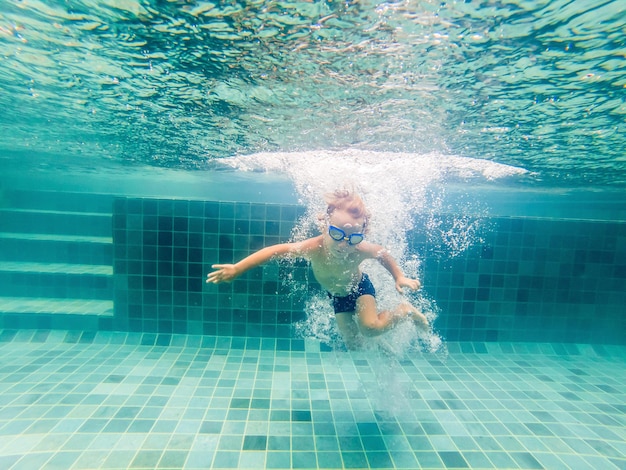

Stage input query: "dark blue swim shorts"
[{"left": 329, "top": 273, "right": 376, "bottom": 314}]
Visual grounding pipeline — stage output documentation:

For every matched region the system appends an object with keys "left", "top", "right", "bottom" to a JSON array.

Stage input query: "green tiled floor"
[{"left": 0, "top": 331, "right": 624, "bottom": 469}]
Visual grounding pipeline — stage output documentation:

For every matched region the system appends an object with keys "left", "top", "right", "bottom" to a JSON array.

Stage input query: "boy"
[{"left": 206, "top": 190, "right": 428, "bottom": 349}]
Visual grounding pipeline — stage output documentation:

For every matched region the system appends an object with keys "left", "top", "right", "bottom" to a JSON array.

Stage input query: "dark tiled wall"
[
  {"left": 113, "top": 198, "right": 313, "bottom": 344},
  {"left": 113, "top": 198, "right": 626, "bottom": 345},
  {"left": 413, "top": 216, "right": 626, "bottom": 344}
]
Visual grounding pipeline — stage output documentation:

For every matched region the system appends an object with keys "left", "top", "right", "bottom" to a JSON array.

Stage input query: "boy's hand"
[
  {"left": 206, "top": 264, "right": 238, "bottom": 284},
  {"left": 395, "top": 276, "right": 421, "bottom": 294}
]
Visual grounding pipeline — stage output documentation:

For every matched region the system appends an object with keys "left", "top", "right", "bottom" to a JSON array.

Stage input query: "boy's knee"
[{"left": 357, "top": 320, "right": 380, "bottom": 337}]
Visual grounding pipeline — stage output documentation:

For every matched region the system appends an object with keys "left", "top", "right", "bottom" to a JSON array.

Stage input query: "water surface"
[{"left": 1, "top": 0, "right": 624, "bottom": 187}]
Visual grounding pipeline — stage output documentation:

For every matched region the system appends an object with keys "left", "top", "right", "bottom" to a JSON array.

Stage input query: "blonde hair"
[{"left": 324, "top": 189, "right": 370, "bottom": 228}]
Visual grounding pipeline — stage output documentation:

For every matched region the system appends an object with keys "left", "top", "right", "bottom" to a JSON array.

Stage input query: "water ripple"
[{"left": 0, "top": 0, "right": 624, "bottom": 186}]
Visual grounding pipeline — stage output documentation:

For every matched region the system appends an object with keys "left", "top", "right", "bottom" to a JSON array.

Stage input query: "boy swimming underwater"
[{"left": 207, "top": 189, "right": 428, "bottom": 349}]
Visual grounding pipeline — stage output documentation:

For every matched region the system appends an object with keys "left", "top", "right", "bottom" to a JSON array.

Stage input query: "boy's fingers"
[{"left": 206, "top": 271, "right": 222, "bottom": 282}]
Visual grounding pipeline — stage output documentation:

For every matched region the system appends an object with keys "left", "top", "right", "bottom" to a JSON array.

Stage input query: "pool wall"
[
  {"left": 412, "top": 215, "right": 626, "bottom": 344},
  {"left": 1, "top": 182, "right": 625, "bottom": 346},
  {"left": 111, "top": 197, "right": 625, "bottom": 345},
  {"left": 112, "top": 197, "right": 312, "bottom": 351}
]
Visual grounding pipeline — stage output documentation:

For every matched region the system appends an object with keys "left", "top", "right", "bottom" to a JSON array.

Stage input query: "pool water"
[
  {"left": 1, "top": 1, "right": 626, "bottom": 469},
  {"left": 1, "top": 170, "right": 625, "bottom": 468},
  {"left": 0, "top": 331, "right": 624, "bottom": 470}
]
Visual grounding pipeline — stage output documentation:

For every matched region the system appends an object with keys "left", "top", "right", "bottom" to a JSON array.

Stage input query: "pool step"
[
  {"left": 1, "top": 189, "right": 114, "bottom": 214},
  {"left": 0, "top": 208, "right": 111, "bottom": 237},
  {"left": 0, "top": 261, "right": 113, "bottom": 300},
  {"left": 0, "top": 296, "right": 113, "bottom": 316},
  {"left": 0, "top": 232, "right": 112, "bottom": 265},
  {"left": 0, "top": 190, "right": 115, "bottom": 323},
  {"left": 0, "top": 261, "right": 112, "bottom": 275}
]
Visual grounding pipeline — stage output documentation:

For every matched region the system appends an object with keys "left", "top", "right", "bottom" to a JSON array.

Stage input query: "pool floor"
[{"left": 0, "top": 331, "right": 624, "bottom": 469}]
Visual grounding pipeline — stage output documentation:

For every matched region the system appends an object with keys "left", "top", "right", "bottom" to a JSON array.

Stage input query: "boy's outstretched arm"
[
  {"left": 375, "top": 247, "right": 421, "bottom": 293},
  {"left": 206, "top": 242, "right": 304, "bottom": 284}
]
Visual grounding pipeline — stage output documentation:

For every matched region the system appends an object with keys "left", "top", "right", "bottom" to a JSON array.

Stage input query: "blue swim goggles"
[{"left": 328, "top": 225, "right": 364, "bottom": 245}]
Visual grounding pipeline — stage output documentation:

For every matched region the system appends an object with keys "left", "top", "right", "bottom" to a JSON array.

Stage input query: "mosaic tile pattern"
[
  {"left": 0, "top": 331, "right": 624, "bottom": 470},
  {"left": 113, "top": 198, "right": 626, "bottom": 345},
  {"left": 113, "top": 198, "right": 313, "bottom": 339},
  {"left": 2, "top": 191, "right": 625, "bottom": 347},
  {"left": 412, "top": 215, "right": 626, "bottom": 344}
]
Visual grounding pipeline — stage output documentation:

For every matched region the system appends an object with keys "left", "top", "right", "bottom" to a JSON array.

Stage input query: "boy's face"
[{"left": 325, "top": 209, "right": 366, "bottom": 255}]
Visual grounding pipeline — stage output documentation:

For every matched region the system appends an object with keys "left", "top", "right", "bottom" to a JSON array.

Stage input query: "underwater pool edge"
[{"left": 1, "top": 329, "right": 624, "bottom": 360}]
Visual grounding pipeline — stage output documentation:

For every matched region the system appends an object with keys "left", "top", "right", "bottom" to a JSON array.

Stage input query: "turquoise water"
[
  {"left": 1, "top": 1, "right": 626, "bottom": 469},
  {"left": 1, "top": 0, "right": 625, "bottom": 187}
]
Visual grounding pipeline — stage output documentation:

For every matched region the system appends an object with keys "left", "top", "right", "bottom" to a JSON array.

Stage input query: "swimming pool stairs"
[{"left": 0, "top": 190, "right": 114, "bottom": 330}]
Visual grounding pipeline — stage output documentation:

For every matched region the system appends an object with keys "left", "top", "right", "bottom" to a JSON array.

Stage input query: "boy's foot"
[
  {"left": 396, "top": 303, "right": 429, "bottom": 330},
  {"left": 410, "top": 310, "right": 429, "bottom": 330}
]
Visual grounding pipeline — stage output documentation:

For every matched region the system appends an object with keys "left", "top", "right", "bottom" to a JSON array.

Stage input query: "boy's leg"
[
  {"left": 410, "top": 308, "right": 429, "bottom": 330},
  {"left": 393, "top": 302, "right": 429, "bottom": 331},
  {"left": 356, "top": 296, "right": 429, "bottom": 335},
  {"left": 355, "top": 294, "right": 396, "bottom": 336},
  {"left": 335, "top": 312, "right": 362, "bottom": 350}
]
